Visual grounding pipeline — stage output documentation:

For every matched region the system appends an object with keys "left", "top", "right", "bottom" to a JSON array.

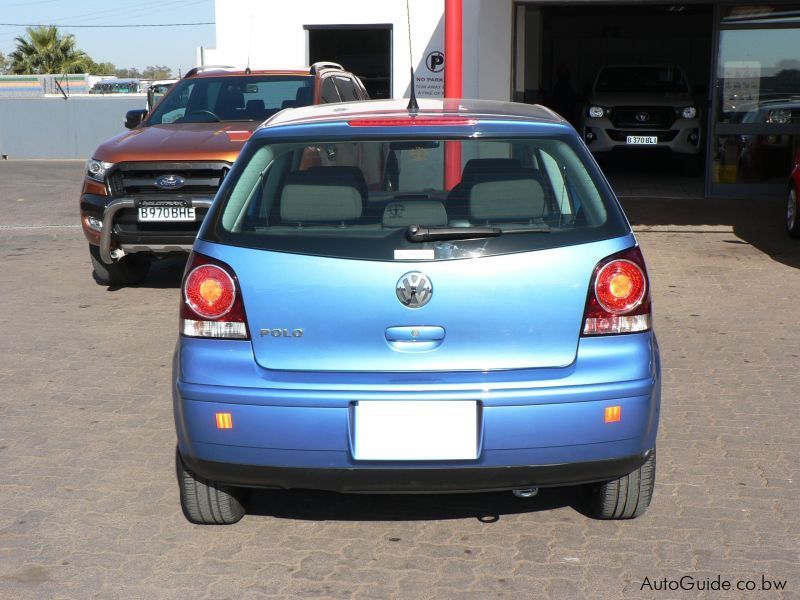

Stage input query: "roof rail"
[
  {"left": 184, "top": 65, "right": 237, "bottom": 78},
  {"left": 309, "top": 61, "right": 344, "bottom": 74}
]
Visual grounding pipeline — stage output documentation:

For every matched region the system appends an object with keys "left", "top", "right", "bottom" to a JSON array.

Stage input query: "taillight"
[
  {"left": 582, "top": 246, "right": 652, "bottom": 336},
  {"left": 180, "top": 253, "right": 249, "bottom": 339}
]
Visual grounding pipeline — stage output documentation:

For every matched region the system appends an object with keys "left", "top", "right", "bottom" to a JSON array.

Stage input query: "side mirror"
[{"left": 124, "top": 109, "right": 148, "bottom": 129}]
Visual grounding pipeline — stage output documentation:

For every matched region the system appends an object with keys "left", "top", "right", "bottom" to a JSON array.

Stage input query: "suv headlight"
[
  {"left": 680, "top": 106, "right": 698, "bottom": 119},
  {"left": 588, "top": 106, "right": 608, "bottom": 118},
  {"left": 86, "top": 159, "right": 114, "bottom": 182}
]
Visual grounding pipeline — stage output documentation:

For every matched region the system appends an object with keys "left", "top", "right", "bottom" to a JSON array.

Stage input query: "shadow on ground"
[
  {"left": 105, "top": 255, "right": 187, "bottom": 291},
  {"left": 246, "top": 486, "right": 594, "bottom": 523},
  {"left": 620, "top": 195, "right": 800, "bottom": 270},
  {"left": 598, "top": 152, "right": 798, "bottom": 269}
]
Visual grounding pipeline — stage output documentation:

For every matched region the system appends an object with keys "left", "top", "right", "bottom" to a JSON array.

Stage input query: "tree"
[
  {"left": 9, "top": 26, "right": 92, "bottom": 74},
  {"left": 86, "top": 60, "right": 117, "bottom": 76},
  {"left": 142, "top": 65, "right": 173, "bottom": 80},
  {"left": 114, "top": 67, "right": 143, "bottom": 79}
]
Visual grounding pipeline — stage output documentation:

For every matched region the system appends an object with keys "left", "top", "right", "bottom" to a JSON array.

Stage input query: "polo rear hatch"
[
  {"left": 232, "top": 239, "right": 636, "bottom": 372},
  {"left": 192, "top": 132, "right": 639, "bottom": 372}
]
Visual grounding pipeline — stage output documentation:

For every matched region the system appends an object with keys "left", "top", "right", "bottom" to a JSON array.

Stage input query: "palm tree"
[{"left": 9, "top": 26, "right": 92, "bottom": 74}]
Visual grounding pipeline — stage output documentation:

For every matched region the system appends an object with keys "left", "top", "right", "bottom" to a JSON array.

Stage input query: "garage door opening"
[
  {"left": 307, "top": 25, "right": 392, "bottom": 100},
  {"left": 518, "top": 4, "right": 713, "bottom": 199}
]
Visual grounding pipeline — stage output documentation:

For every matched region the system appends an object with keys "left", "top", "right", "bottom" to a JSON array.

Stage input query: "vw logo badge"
[
  {"left": 396, "top": 272, "right": 433, "bottom": 308},
  {"left": 154, "top": 174, "right": 186, "bottom": 189},
  {"left": 635, "top": 112, "right": 650, "bottom": 123}
]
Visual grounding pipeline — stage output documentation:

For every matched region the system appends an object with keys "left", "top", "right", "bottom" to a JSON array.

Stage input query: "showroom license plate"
[
  {"left": 353, "top": 400, "right": 478, "bottom": 461},
  {"left": 137, "top": 206, "right": 196, "bottom": 222},
  {"left": 626, "top": 135, "right": 658, "bottom": 145}
]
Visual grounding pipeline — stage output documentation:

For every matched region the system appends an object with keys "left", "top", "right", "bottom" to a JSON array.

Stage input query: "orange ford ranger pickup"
[{"left": 80, "top": 63, "right": 368, "bottom": 285}]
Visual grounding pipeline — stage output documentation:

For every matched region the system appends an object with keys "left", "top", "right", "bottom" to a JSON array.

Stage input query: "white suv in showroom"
[{"left": 581, "top": 65, "right": 701, "bottom": 155}]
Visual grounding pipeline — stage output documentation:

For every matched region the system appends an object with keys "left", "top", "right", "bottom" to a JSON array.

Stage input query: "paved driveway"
[{"left": 0, "top": 161, "right": 797, "bottom": 599}]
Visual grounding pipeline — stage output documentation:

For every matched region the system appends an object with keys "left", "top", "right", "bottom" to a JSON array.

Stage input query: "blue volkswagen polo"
[{"left": 173, "top": 99, "right": 660, "bottom": 524}]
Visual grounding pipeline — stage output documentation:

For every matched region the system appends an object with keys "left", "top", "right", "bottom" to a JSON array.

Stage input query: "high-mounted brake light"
[
  {"left": 347, "top": 117, "right": 477, "bottom": 127},
  {"left": 582, "top": 247, "right": 652, "bottom": 336},
  {"left": 181, "top": 253, "right": 249, "bottom": 339}
]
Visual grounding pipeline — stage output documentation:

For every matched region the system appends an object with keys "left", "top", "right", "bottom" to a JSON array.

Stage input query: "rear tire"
[
  {"left": 89, "top": 244, "right": 151, "bottom": 286},
  {"left": 176, "top": 448, "right": 247, "bottom": 525},
  {"left": 588, "top": 449, "right": 656, "bottom": 519},
  {"left": 787, "top": 187, "right": 800, "bottom": 239}
]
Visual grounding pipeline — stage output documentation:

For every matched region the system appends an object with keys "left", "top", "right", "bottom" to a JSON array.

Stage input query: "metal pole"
[{"left": 443, "top": 0, "right": 463, "bottom": 190}]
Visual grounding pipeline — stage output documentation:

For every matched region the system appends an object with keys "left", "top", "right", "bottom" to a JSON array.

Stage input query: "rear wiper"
[{"left": 406, "top": 224, "right": 549, "bottom": 242}]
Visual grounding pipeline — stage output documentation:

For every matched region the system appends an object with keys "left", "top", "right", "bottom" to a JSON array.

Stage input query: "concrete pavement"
[{"left": 0, "top": 161, "right": 797, "bottom": 599}]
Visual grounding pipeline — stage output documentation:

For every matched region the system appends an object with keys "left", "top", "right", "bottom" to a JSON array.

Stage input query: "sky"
[{"left": 0, "top": 0, "right": 216, "bottom": 76}]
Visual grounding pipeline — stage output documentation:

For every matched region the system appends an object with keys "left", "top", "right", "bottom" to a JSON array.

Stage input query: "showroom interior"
[{"left": 515, "top": 1, "right": 800, "bottom": 199}]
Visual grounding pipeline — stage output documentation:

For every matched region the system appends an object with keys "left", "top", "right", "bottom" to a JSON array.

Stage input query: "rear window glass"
[
  {"left": 208, "top": 137, "right": 628, "bottom": 261},
  {"left": 147, "top": 76, "right": 313, "bottom": 124}
]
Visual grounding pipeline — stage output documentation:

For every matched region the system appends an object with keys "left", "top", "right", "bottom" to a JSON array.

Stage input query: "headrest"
[
  {"left": 305, "top": 166, "right": 368, "bottom": 203},
  {"left": 469, "top": 178, "right": 546, "bottom": 221},
  {"left": 280, "top": 170, "right": 362, "bottom": 222},
  {"left": 246, "top": 99, "right": 265, "bottom": 112},
  {"left": 461, "top": 158, "right": 523, "bottom": 185},
  {"left": 382, "top": 201, "right": 448, "bottom": 227},
  {"left": 295, "top": 86, "right": 313, "bottom": 106},
  {"left": 217, "top": 88, "right": 244, "bottom": 110}
]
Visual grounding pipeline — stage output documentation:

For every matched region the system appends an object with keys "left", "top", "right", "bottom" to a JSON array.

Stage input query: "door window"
[{"left": 321, "top": 78, "right": 342, "bottom": 103}]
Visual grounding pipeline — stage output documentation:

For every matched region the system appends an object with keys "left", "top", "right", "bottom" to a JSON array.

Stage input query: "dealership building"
[{"left": 204, "top": 0, "right": 800, "bottom": 199}]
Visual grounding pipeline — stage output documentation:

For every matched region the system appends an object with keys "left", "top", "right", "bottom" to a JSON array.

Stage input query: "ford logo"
[{"left": 154, "top": 174, "right": 186, "bottom": 189}]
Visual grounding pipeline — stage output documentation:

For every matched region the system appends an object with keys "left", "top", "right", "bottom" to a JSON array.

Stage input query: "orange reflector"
[
  {"left": 604, "top": 405, "right": 621, "bottom": 423},
  {"left": 215, "top": 412, "right": 233, "bottom": 429},
  {"left": 226, "top": 130, "right": 252, "bottom": 142}
]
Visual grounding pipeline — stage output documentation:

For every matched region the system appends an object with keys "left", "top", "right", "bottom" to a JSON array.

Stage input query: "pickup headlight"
[
  {"left": 86, "top": 159, "right": 114, "bottom": 182},
  {"left": 680, "top": 106, "right": 698, "bottom": 119},
  {"left": 588, "top": 106, "right": 608, "bottom": 118}
]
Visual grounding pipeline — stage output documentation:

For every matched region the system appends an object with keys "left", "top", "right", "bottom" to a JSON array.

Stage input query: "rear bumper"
[
  {"left": 183, "top": 449, "right": 653, "bottom": 493},
  {"left": 173, "top": 333, "right": 661, "bottom": 492}
]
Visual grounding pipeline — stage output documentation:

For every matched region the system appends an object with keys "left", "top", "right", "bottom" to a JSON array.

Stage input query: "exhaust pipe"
[{"left": 512, "top": 488, "right": 538, "bottom": 499}]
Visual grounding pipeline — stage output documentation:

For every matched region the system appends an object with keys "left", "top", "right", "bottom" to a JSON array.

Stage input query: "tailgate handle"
[{"left": 385, "top": 326, "right": 445, "bottom": 342}]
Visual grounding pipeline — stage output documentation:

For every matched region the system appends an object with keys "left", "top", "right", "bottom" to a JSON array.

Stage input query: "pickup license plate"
[
  {"left": 353, "top": 400, "right": 478, "bottom": 461},
  {"left": 626, "top": 135, "right": 658, "bottom": 145},
  {"left": 137, "top": 206, "right": 196, "bottom": 222}
]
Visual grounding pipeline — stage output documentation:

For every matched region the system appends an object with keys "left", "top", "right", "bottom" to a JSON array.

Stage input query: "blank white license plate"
[
  {"left": 137, "top": 206, "right": 196, "bottom": 222},
  {"left": 626, "top": 135, "right": 658, "bottom": 145},
  {"left": 353, "top": 400, "right": 478, "bottom": 461}
]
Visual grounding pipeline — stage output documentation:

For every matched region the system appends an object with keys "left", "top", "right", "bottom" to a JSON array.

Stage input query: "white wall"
[
  {"left": 211, "top": 0, "right": 442, "bottom": 100},
  {"left": 208, "top": 0, "right": 513, "bottom": 101},
  {"left": 463, "top": 0, "right": 513, "bottom": 101}
]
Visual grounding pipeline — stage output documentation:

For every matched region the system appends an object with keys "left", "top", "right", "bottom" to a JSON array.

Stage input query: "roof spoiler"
[
  {"left": 184, "top": 65, "right": 237, "bottom": 78},
  {"left": 309, "top": 61, "right": 344, "bottom": 74}
]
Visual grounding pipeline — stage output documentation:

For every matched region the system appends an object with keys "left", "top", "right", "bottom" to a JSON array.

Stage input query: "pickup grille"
[
  {"left": 108, "top": 162, "right": 230, "bottom": 197},
  {"left": 611, "top": 107, "right": 676, "bottom": 130}
]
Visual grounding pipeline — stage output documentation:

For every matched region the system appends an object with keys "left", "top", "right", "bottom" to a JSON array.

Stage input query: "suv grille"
[
  {"left": 611, "top": 107, "right": 676, "bottom": 130},
  {"left": 108, "top": 161, "right": 230, "bottom": 196}
]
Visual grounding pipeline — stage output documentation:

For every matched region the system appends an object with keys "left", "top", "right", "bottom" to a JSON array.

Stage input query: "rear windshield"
[
  {"left": 595, "top": 66, "right": 689, "bottom": 94},
  {"left": 146, "top": 76, "right": 313, "bottom": 125},
  {"left": 207, "top": 136, "right": 629, "bottom": 261}
]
